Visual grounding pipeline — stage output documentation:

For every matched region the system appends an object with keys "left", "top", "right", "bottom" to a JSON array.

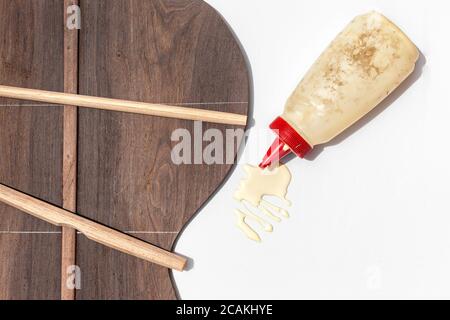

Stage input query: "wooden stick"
[
  {"left": 61, "top": 110, "right": 78, "bottom": 297},
  {"left": 0, "top": 85, "right": 248, "bottom": 126},
  {"left": 0, "top": 184, "right": 187, "bottom": 272},
  {"left": 61, "top": 0, "right": 79, "bottom": 300}
]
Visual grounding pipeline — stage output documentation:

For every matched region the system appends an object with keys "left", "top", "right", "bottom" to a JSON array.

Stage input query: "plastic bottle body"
[{"left": 282, "top": 12, "right": 419, "bottom": 147}]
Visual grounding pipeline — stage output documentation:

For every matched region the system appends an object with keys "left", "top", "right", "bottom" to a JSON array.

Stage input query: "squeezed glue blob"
[{"left": 233, "top": 164, "right": 292, "bottom": 242}]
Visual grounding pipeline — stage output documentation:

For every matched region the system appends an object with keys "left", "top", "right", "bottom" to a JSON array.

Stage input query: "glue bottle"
[{"left": 260, "top": 11, "right": 419, "bottom": 168}]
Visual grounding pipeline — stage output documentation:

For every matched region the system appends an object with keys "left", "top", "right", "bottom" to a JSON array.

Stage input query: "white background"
[{"left": 174, "top": 0, "right": 450, "bottom": 299}]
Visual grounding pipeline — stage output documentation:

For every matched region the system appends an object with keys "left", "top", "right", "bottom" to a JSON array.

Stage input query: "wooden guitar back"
[{"left": 0, "top": 0, "right": 249, "bottom": 299}]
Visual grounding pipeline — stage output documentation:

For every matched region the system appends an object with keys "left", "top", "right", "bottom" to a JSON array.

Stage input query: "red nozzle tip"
[
  {"left": 259, "top": 117, "right": 313, "bottom": 168},
  {"left": 259, "top": 161, "right": 270, "bottom": 169},
  {"left": 259, "top": 162, "right": 269, "bottom": 169},
  {"left": 259, "top": 139, "right": 292, "bottom": 169}
]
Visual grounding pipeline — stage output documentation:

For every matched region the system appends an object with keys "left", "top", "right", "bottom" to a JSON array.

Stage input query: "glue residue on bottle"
[{"left": 233, "top": 164, "right": 292, "bottom": 242}]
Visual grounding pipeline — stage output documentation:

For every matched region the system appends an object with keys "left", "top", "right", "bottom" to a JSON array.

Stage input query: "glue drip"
[{"left": 234, "top": 164, "right": 292, "bottom": 242}]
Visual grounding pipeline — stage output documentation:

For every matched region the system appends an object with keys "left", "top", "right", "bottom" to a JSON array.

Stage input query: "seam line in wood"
[
  {"left": 0, "top": 86, "right": 248, "bottom": 126},
  {"left": 0, "top": 231, "right": 180, "bottom": 234},
  {"left": 0, "top": 102, "right": 249, "bottom": 107},
  {"left": 0, "top": 184, "right": 187, "bottom": 271}
]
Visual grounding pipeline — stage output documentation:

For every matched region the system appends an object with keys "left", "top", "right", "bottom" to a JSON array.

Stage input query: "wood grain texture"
[
  {"left": 76, "top": 0, "right": 249, "bottom": 299},
  {"left": 62, "top": 0, "right": 79, "bottom": 300},
  {"left": 0, "top": 0, "right": 64, "bottom": 299}
]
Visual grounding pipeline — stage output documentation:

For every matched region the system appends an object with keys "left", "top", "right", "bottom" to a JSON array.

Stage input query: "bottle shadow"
[{"left": 284, "top": 51, "right": 427, "bottom": 162}]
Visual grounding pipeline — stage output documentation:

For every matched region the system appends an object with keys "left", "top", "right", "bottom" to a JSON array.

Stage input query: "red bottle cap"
[{"left": 259, "top": 117, "right": 313, "bottom": 168}]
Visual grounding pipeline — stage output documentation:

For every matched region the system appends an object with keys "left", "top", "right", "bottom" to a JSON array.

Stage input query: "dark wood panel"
[
  {"left": 77, "top": 0, "right": 249, "bottom": 299},
  {"left": 0, "top": 0, "right": 64, "bottom": 299}
]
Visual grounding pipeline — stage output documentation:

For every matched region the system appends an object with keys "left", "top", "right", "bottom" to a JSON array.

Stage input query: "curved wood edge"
[{"left": 75, "top": 0, "right": 251, "bottom": 299}]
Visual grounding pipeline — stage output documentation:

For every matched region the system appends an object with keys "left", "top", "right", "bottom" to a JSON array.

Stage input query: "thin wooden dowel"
[
  {"left": 0, "top": 184, "right": 187, "bottom": 272},
  {"left": 61, "top": 0, "right": 79, "bottom": 301},
  {"left": 0, "top": 85, "right": 248, "bottom": 126}
]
